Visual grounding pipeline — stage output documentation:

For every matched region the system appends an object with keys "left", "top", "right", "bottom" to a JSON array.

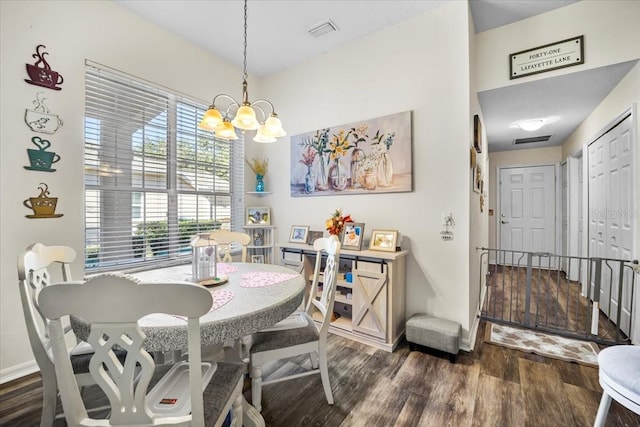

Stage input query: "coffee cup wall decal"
[
  {"left": 24, "top": 45, "right": 63, "bottom": 91},
  {"left": 24, "top": 92, "right": 63, "bottom": 134},
  {"left": 23, "top": 183, "right": 63, "bottom": 219},
  {"left": 25, "top": 136, "right": 60, "bottom": 172}
]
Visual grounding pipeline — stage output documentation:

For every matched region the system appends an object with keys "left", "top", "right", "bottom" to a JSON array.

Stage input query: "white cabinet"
[
  {"left": 244, "top": 225, "right": 275, "bottom": 264},
  {"left": 277, "top": 242, "right": 408, "bottom": 352}
]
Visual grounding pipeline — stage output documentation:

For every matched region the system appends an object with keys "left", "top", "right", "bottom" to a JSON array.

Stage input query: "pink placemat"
[
  {"left": 172, "top": 288, "right": 234, "bottom": 321},
  {"left": 216, "top": 263, "right": 238, "bottom": 275},
  {"left": 209, "top": 288, "right": 234, "bottom": 311},
  {"left": 240, "top": 271, "right": 299, "bottom": 288}
]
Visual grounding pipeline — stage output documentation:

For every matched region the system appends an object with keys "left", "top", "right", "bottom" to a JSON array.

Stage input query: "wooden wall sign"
[{"left": 510, "top": 35, "right": 584, "bottom": 79}]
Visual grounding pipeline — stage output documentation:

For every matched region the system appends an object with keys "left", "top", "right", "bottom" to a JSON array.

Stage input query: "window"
[{"left": 84, "top": 62, "right": 244, "bottom": 271}]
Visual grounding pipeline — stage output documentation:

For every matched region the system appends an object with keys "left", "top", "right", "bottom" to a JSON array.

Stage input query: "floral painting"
[{"left": 290, "top": 111, "right": 412, "bottom": 197}]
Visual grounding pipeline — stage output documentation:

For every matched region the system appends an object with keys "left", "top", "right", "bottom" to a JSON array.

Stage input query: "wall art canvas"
[{"left": 290, "top": 111, "right": 412, "bottom": 197}]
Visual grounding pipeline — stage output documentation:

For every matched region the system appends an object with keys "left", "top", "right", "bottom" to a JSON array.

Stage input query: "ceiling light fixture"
[
  {"left": 198, "top": 0, "right": 286, "bottom": 143},
  {"left": 518, "top": 118, "right": 546, "bottom": 132}
]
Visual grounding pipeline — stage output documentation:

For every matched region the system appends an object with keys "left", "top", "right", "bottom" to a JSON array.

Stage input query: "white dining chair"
[
  {"left": 17, "top": 243, "right": 96, "bottom": 427},
  {"left": 208, "top": 230, "right": 251, "bottom": 263},
  {"left": 38, "top": 273, "right": 244, "bottom": 427},
  {"left": 249, "top": 236, "right": 340, "bottom": 412},
  {"left": 593, "top": 345, "right": 640, "bottom": 426}
]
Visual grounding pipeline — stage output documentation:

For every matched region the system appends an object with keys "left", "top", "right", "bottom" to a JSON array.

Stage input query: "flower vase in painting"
[
  {"left": 349, "top": 123, "right": 368, "bottom": 188},
  {"left": 328, "top": 159, "right": 347, "bottom": 191},
  {"left": 299, "top": 147, "right": 317, "bottom": 193}
]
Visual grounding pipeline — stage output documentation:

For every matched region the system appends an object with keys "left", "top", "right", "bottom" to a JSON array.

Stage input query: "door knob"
[{"left": 501, "top": 220, "right": 509, "bottom": 224}]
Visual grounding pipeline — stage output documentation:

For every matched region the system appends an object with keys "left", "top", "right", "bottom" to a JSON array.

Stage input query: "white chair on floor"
[
  {"left": 208, "top": 230, "right": 251, "bottom": 263},
  {"left": 17, "top": 243, "right": 96, "bottom": 427},
  {"left": 249, "top": 236, "right": 340, "bottom": 412},
  {"left": 38, "top": 273, "right": 244, "bottom": 427},
  {"left": 593, "top": 345, "right": 640, "bottom": 427}
]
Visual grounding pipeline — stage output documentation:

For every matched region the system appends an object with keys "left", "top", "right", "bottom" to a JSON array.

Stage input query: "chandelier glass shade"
[{"left": 198, "top": 0, "right": 286, "bottom": 142}]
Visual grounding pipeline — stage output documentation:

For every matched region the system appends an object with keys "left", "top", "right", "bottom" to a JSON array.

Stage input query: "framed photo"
[
  {"left": 246, "top": 207, "right": 270, "bottom": 225},
  {"left": 289, "top": 225, "right": 310, "bottom": 243},
  {"left": 251, "top": 254, "right": 264, "bottom": 264},
  {"left": 307, "top": 230, "right": 324, "bottom": 244},
  {"left": 473, "top": 165, "right": 482, "bottom": 194},
  {"left": 341, "top": 222, "right": 365, "bottom": 250},
  {"left": 369, "top": 229, "right": 398, "bottom": 252},
  {"left": 473, "top": 114, "right": 482, "bottom": 153}
]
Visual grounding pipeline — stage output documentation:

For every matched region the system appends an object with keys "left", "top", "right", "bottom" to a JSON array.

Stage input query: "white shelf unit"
[
  {"left": 278, "top": 242, "right": 408, "bottom": 352},
  {"left": 244, "top": 225, "right": 276, "bottom": 264}
]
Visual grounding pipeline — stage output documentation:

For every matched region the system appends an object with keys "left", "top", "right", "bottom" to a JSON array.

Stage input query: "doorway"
[{"left": 498, "top": 165, "right": 557, "bottom": 260}]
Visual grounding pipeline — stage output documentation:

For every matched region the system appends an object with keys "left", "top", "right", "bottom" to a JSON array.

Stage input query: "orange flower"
[{"left": 326, "top": 209, "right": 353, "bottom": 236}]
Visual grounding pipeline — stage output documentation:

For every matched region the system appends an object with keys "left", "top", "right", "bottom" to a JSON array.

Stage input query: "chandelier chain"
[{"left": 242, "top": 0, "right": 248, "bottom": 81}]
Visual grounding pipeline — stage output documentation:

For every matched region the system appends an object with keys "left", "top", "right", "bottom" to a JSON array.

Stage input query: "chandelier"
[{"left": 198, "top": 0, "right": 286, "bottom": 143}]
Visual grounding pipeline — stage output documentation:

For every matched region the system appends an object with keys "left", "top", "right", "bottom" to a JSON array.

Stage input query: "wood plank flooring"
[{"left": 2, "top": 320, "right": 639, "bottom": 427}]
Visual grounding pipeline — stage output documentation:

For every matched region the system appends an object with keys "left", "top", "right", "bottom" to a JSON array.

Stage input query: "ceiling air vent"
[
  {"left": 307, "top": 20, "right": 338, "bottom": 38},
  {"left": 514, "top": 135, "right": 552, "bottom": 145}
]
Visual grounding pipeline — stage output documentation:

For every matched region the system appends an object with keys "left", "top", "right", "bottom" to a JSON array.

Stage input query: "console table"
[{"left": 277, "top": 242, "right": 408, "bottom": 352}]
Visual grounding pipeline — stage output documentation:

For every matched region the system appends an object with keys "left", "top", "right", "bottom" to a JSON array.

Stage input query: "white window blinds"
[{"left": 84, "top": 62, "right": 244, "bottom": 271}]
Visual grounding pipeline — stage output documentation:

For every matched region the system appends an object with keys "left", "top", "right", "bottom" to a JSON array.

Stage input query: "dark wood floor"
[{"left": 2, "top": 320, "right": 639, "bottom": 427}]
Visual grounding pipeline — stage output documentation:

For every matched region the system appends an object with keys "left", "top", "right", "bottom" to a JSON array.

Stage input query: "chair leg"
[
  {"left": 40, "top": 374, "right": 57, "bottom": 427},
  {"left": 232, "top": 394, "right": 243, "bottom": 426},
  {"left": 593, "top": 392, "right": 612, "bottom": 427},
  {"left": 310, "top": 351, "right": 319, "bottom": 369},
  {"left": 250, "top": 366, "right": 263, "bottom": 412},
  {"left": 318, "top": 349, "right": 334, "bottom": 405}
]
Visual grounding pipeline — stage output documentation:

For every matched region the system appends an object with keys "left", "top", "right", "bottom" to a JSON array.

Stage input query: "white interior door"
[
  {"left": 562, "top": 162, "right": 568, "bottom": 272},
  {"left": 499, "top": 165, "right": 556, "bottom": 261},
  {"left": 588, "top": 113, "right": 635, "bottom": 333}
]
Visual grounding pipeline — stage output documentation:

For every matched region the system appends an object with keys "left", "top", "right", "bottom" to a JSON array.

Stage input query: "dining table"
[{"left": 71, "top": 261, "right": 306, "bottom": 427}]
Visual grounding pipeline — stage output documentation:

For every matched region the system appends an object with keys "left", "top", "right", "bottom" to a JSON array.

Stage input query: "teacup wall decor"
[
  {"left": 24, "top": 45, "right": 64, "bottom": 91},
  {"left": 24, "top": 92, "right": 63, "bottom": 134},
  {"left": 24, "top": 136, "right": 60, "bottom": 172},
  {"left": 23, "top": 183, "right": 63, "bottom": 218}
]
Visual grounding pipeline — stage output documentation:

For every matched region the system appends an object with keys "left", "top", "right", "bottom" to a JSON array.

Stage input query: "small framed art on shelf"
[
  {"left": 289, "top": 225, "right": 310, "bottom": 243},
  {"left": 307, "top": 230, "right": 324, "bottom": 244},
  {"left": 341, "top": 222, "right": 365, "bottom": 250},
  {"left": 246, "top": 207, "right": 270, "bottom": 225},
  {"left": 369, "top": 229, "right": 398, "bottom": 252}
]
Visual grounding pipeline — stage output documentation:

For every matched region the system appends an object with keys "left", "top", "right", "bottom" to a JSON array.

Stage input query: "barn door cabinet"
[{"left": 277, "top": 242, "right": 408, "bottom": 352}]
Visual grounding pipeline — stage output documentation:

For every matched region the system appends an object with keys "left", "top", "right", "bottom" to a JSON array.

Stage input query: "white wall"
[
  {"left": 0, "top": 0, "right": 243, "bottom": 382},
  {"left": 252, "top": 1, "right": 476, "bottom": 346},
  {"left": 487, "top": 146, "right": 563, "bottom": 253},
  {"left": 476, "top": 0, "right": 640, "bottom": 92}
]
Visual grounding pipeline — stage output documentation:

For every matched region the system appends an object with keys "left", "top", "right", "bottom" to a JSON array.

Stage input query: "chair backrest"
[
  {"left": 306, "top": 236, "right": 341, "bottom": 336},
  {"left": 208, "top": 230, "right": 251, "bottom": 263},
  {"left": 17, "top": 243, "right": 76, "bottom": 371},
  {"left": 38, "top": 274, "right": 213, "bottom": 427}
]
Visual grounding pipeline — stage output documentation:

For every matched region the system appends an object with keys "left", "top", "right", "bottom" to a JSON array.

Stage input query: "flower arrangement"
[
  {"left": 299, "top": 147, "right": 317, "bottom": 167},
  {"left": 371, "top": 130, "right": 396, "bottom": 151},
  {"left": 350, "top": 123, "right": 369, "bottom": 147},
  {"left": 361, "top": 152, "right": 380, "bottom": 172},
  {"left": 300, "top": 128, "right": 330, "bottom": 156},
  {"left": 328, "top": 129, "right": 353, "bottom": 162},
  {"left": 325, "top": 209, "right": 353, "bottom": 236},
  {"left": 246, "top": 157, "right": 268, "bottom": 176}
]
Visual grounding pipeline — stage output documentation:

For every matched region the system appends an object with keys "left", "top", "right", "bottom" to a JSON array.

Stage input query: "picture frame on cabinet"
[
  {"left": 246, "top": 207, "right": 270, "bottom": 225},
  {"left": 251, "top": 254, "right": 264, "bottom": 264},
  {"left": 341, "top": 222, "right": 365, "bottom": 250},
  {"left": 289, "top": 225, "right": 310, "bottom": 243},
  {"left": 369, "top": 229, "right": 398, "bottom": 252},
  {"left": 307, "top": 230, "right": 324, "bottom": 245}
]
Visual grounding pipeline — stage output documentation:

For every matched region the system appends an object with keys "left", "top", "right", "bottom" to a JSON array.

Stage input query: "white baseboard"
[{"left": 1, "top": 360, "right": 39, "bottom": 384}]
